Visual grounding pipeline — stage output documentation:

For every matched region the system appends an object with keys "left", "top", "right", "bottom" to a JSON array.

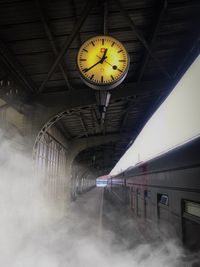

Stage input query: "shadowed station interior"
[{"left": 0, "top": 0, "right": 199, "bottom": 266}]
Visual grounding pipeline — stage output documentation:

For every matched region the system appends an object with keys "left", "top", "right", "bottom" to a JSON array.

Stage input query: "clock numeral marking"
[
  {"left": 83, "top": 48, "right": 88, "bottom": 52},
  {"left": 118, "top": 49, "right": 123, "bottom": 53},
  {"left": 101, "top": 76, "right": 104, "bottom": 83},
  {"left": 111, "top": 42, "right": 115, "bottom": 47},
  {"left": 111, "top": 75, "right": 114, "bottom": 81},
  {"left": 80, "top": 59, "right": 87, "bottom": 61},
  {"left": 90, "top": 74, "right": 94, "bottom": 80},
  {"left": 118, "top": 68, "right": 123, "bottom": 72},
  {"left": 91, "top": 41, "right": 95, "bottom": 46},
  {"left": 119, "top": 60, "right": 125, "bottom": 62},
  {"left": 102, "top": 39, "right": 104, "bottom": 45}
]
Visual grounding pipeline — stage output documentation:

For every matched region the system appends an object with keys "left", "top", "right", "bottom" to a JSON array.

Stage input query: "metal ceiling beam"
[
  {"left": 70, "top": 0, "right": 82, "bottom": 46},
  {"left": 173, "top": 34, "right": 200, "bottom": 81},
  {"left": 115, "top": 0, "right": 171, "bottom": 80},
  {"left": 0, "top": 38, "right": 36, "bottom": 95},
  {"left": 119, "top": 96, "right": 138, "bottom": 132},
  {"left": 35, "top": 80, "right": 168, "bottom": 113},
  {"left": 56, "top": 121, "right": 72, "bottom": 140},
  {"left": 90, "top": 109, "right": 96, "bottom": 135},
  {"left": 36, "top": 0, "right": 73, "bottom": 91},
  {"left": 138, "top": 0, "right": 168, "bottom": 82},
  {"left": 71, "top": 133, "right": 130, "bottom": 152},
  {"left": 118, "top": 0, "right": 168, "bottom": 131},
  {"left": 37, "top": 0, "right": 97, "bottom": 94},
  {"left": 91, "top": 107, "right": 99, "bottom": 134},
  {"left": 77, "top": 111, "right": 88, "bottom": 137},
  {"left": 120, "top": 95, "right": 157, "bottom": 135},
  {"left": 73, "top": 133, "right": 87, "bottom": 140}
]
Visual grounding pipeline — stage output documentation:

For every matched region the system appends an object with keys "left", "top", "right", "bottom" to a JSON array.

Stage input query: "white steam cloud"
[{"left": 0, "top": 128, "right": 199, "bottom": 266}]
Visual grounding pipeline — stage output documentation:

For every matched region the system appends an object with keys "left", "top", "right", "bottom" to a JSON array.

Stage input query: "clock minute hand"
[
  {"left": 83, "top": 60, "right": 101, "bottom": 73},
  {"left": 83, "top": 56, "right": 107, "bottom": 73}
]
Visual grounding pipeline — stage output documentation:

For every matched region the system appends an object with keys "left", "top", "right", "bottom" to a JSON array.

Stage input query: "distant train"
[
  {"left": 96, "top": 175, "right": 109, "bottom": 187},
  {"left": 107, "top": 137, "right": 200, "bottom": 252}
]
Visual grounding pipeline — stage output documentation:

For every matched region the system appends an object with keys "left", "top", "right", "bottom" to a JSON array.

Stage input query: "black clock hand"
[
  {"left": 101, "top": 48, "right": 107, "bottom": 61},
  {"left": 96, "top": 55, "right": 113, "bottom": 67},
  {"left": 96, "top": 55, "right": 120, "bottom": 71},
  {"left": 83, "top": 56, "right": 107, "bottom": 73},
  {"left": 83, "top": 61, "right": 100, "bottom": 73}
]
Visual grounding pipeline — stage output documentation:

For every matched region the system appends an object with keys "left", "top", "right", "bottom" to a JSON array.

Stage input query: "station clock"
[{"left": 77, "top": 35, "right": 129, "bottom": 90}]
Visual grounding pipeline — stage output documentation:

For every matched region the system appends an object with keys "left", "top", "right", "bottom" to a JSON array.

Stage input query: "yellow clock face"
[{"left": 77, "top": 35, "right": 129, "bottom": 90}]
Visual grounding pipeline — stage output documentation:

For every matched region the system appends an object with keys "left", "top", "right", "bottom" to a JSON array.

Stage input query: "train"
[{"left": 106, "top": 136, "right": 200, "bottom": 252}]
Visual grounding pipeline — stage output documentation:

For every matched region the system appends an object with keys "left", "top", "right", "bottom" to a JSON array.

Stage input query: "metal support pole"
[
  {"left": 97, "top": 1, "right": 110, "bottom": 132},
  {"left": 104, "top": 0, "right": 108, "bottom": 35}
]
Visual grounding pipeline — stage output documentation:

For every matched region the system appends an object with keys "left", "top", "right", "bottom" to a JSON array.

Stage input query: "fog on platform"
[{"left": 0, "top": 128, "right": 197, "bottom": 267}]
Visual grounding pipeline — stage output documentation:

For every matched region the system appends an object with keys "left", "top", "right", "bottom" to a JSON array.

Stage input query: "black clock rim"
[
  {"left": 79, "top": 64, "right": 129, "bottom": 90},
  {"left": 76, "top": 35, "right": 130, "bottom": 90},
  {"left": 80, "top": 71, "right": 129, "bottom": 90}
]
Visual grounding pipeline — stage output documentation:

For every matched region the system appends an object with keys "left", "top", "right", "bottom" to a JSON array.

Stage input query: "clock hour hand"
[
  {"left": 83, "top": 56, "right": 107, "bottom": 73},
  {"left": 96, "top": 55, "right": 120, "bottom": 71},
  {"left": 101, "top": 48, "right": 107, "bottom": 62},
  {"left": 96, "top": 55, "right": 113, "bottom": 68}
]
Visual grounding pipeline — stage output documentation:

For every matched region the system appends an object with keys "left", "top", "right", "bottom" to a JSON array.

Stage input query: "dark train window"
[
  {"left": 137, "top": 188, "right": 143, "bottom": 217},
  {"left": 157, "top": 193, "right": 169, "bottom": 222},
  {"left": 184, "top": 201, "right": 200, "bottom": 219},
  {"left": 158, "top": 194, "right": 169, "bottom": 206},
  {"left": 137, "top": 188, "right": 141, "bottom": 195},
  {"left": 147, "top": 190, "right": 151, "bottom": 199},
  {"left": 182, "top": 200, "right": 200, "bottom": 252},
  {"left": 144, "top": 190, "right": 148, "bottom": 218},
  {"left": 130, "top": 187, "right": 135, "bottom": 211}
]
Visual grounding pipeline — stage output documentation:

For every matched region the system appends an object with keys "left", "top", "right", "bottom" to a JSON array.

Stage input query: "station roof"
[{"left": 0, "top": 0, "right": 199, "bottom": 173}]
